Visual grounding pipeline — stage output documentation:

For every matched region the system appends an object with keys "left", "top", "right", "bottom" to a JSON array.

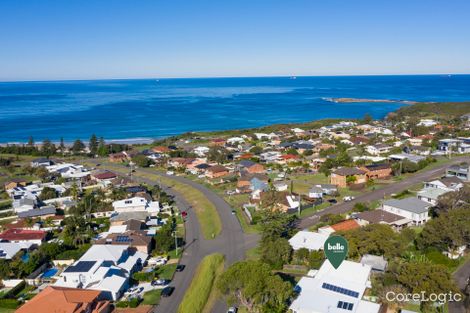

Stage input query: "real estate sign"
[{"left": 324, "top": 235, "right": 348, "bottom": 269}]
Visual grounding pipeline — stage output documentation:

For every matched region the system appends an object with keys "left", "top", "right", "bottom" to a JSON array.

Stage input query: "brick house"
[
  {"left": 330, "top": 167, "right": 367, "bottom": 187},
  {"left": 360, "top": 163, "right": 392, "bottom": 180},
  {"left": 206, "top": 165, "right": 229, "bottom": 178}
]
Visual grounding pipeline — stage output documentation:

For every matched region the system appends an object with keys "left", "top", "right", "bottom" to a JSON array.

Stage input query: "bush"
[
  {"left": 129, "top": 297, "right": 140, "bottom": 308},
  {"left": 0, "top": 299, "right": 19, "bottom": 309},
  {"left": 115, "top": 301, "right": 129, "bottom": 308}
]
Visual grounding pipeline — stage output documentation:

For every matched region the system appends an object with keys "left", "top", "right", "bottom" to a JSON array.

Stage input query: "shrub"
[{"left": 0, "top": 299, "right": 19, "bottom": 309}]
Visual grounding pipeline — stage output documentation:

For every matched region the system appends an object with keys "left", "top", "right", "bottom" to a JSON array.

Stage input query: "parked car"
[
  {"left": 151, "top": 279, "right": 170, "bottom": 286},
  {"left": 343, "top": 196, "right": 355, "bottom": 202},
  {"left": 161, "top": 286, "right": 175, "bottom": 297},
  {"left": 166, "top": 171, "right": 175, "bottom": 176},
  {"left": 328, "top": 199, "right": 337, "bottom": 204},
  {"left": 176, "top": 264, "right": 185, "bottom": 272},
  {"left": 181, "top": 211, "right": 188, "bottom": 219},
  {"left": 227, "top": 307, "right": 238, "bottom": 313}
]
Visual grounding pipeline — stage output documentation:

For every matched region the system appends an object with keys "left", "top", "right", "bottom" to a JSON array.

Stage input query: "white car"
[
  {"left": 149, "top": 256, "right": 168, "bottom": 266},
  {"left": 343, "top": 196, "right": 355, "bottom": 202},
  {"left": 166, "top": 171, "right": 175, "bottom": 176}
]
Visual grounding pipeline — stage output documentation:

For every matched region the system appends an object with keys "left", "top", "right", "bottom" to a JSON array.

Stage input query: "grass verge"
[
  {"left": 142, "top": 289, "right": 162, "bottom": 305},
  {"left": 178, "top": 253, "right": 225, "bottom": 313},
  {"left": 157, "top": 175, "right": 222, "bottom": 239}
]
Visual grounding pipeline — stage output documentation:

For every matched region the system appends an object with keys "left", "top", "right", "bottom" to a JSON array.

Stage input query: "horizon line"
[{"left": 1, "top": 72, "right": 469, "bottom": 83}]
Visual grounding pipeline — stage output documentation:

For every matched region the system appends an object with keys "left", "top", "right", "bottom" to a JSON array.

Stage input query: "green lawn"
[
  {"left": 178, "top": 253, "right": 225, "bottom": 313},
  {"left": 291, "top": 173, "right": 329, "bottom": 194},
  {"left": 142, "top": 289, "right": 162, "bottom": 305},
  {"left": 155, "top": 263, "right": 177, "bottom": 280},
  {"left": 299, "top": 202, "right": 331, "bottom": 218}
]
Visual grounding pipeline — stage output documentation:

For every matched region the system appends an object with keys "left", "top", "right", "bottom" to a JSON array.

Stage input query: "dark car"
[
  {"left": 176, "top": 264, "right": 185, "bottom": 272},
  {"left": 328, "top": 199, "right": 338, "bottom": 204},
  {"left": 161, "top": 286, "right": 175, "bottom": 297}
]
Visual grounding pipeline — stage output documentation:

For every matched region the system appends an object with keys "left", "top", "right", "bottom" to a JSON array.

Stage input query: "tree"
[
  {"left": 207, "top": 146, "right": 231, "bottom": 164},
  {"left": 155, "top": 223, "right": 175, "bottom": 253},
  {"left": 258, "top": 210, "right": 297, "bottom": 243},
  {"left": 362, "top": 113, "right": 373, "bottom": 124},
  {"left": 59, "top": 137, "right": 66, "bottom": 153},
  {"left": 416, "top": 207, "right": 470, "bottom": 252},
  {"left": 27, "top": 136, "right": 34, "bottom": 147},
  {"left": 41, "top": 139, "right": 55, "bottom": 157},
  {"left": 217, "top": 260, "right": 293, "bottom": 313},
  {"left": 260, "top": 238, "right": 292, "bottom": 269},
  {"left": 35, "top": 166, "right": 49, "bottom": 180},
  {"left": 72, "top": 139, "right": 85, "bottom": 153},
  {"left": 132, "top": 154, "right": 153, "bottom": 168},
  {"left": 250, "top": 146, "right": 263, "bottom": 155},
  {"left": 39, "top": 186, "right": 57, "bottom": 201},
  {"left": 341, "top": 224, "right": 405, "bottom": 258},
  {"left": 89, "top": 134, "right": 98, "bottom": 155},
  {"left": 97, "top": 137, "right": 108, "bottom": 156}
]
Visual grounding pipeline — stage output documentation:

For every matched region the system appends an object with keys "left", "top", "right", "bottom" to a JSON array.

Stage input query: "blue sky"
[{"left": 1, "top": 0, "right": 470, "bottom": 81}]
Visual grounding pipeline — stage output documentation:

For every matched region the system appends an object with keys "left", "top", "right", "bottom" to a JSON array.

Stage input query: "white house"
[
  {"left": 112, "top": 197, "right": 160, "bottom": 214},
  {"left": 417, "top": 188, "right": 449, "bottom": 205},
  {"left": 0, "top": 242, "right": 33, "bottom": 260},
  {"left": 55, "top": 245, "right": 147, "bottom": 300},
  {"left": 289, "top": 260, "right": 380, "bottom": 313},
  {"left": 308, "top": 186, "right": 323, "bottom": 199},
  {"left": 424, "top": 177, "right": 463, "bottom": 192},
  {"left": 366, "top": 144, "right": 392, "bottom": 156},
  {"left": 382, "top": 197, "right": 431, "bottom": 225},
  {"left": 193, "top": 146, "right": 210, "bottom": 157},
  {"left": 288, "top": 231, "right": 329, "bottom": 251},
  {"left": 417, "top": 119, "right": 437, "bottom": 127}
]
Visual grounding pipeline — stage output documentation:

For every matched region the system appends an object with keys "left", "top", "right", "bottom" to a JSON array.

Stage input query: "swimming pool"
[{"left": 42, "top": 268, "right": 59, "bottom": 278}]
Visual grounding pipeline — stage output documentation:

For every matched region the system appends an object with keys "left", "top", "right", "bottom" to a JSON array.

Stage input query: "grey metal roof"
[
  {"left": 18, "top": 207, "right": 57, "bottom": 218},
  {"left": 383, "top": 197, "right": 431, "bottom": 214}
]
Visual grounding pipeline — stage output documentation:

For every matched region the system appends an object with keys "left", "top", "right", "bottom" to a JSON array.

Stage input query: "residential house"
[
  {"left": 360, "top": 254, "right": 388, "bottom": 272},
  {"left": 382, "top": 197, "right": 431, "bottom": 225},
  {"left": 95, "top": 231, "right": 152, "bottom": 254},
  {"left": 438, "top": 139, "right": 470, "bottom": 154},
  {"left": 0, "top": 242, "right": 34, "bottom": 260},
  {"left": 31, "top": 158, "right": 53, "bottom": 168},
  {"left": 354, "top": 209, "right": 411, "bottom": 231},
  {"left": 330, "top": 167, "right": 367, "bottom": 188},
  {"left": 3, "top": 178, "right": 28, "bottom": 190},
  {"left": 193, "top": 146, "right": 210, "bottom": 157},
  {"left": 238, "top": 160, "right": 265, "bottom": 174},
  {"left": 417, "top": 188, "right": 449, "bottom": 205},
  {"left": 112, "top": 196, "right": 160, "bottom": 214},
  {"left": 18, "top": 206, "right": 57, "bottom": 219},
  {"left": 55, "top": 245, "right": 147, "bottom": 300},
  {"left": 152, "top": 146, "right": 171, "bottom": 154},
  {"left": 16, "top": 286, "right": 111, "bottom": 313},
  {"left": 289, "top": 260, "right": 381, "bottom": 313},
  {"left": 366, "top": 144, "right": 392, "bottom": 156},
  {"left": 109, "top": 152, "right": 128, "bottom": 163},
  {"left": 273, "top": 181, "right": 289, "bottom": 192},
  {"left": 91, "top": 171, "right": 118, "bottom": 183},
  {"left": 206, "top": 165, "right": 229, "bottom": 179},
  {"left": 318, "top": 219, "right": 360, "bottom": 236},
  {"left": 388, "top": 153, "right": 425, "bottom": 164},
  {"left": 308, "top": 186, "right": 323, "bottom": 199},
  {"left": 0, "top": 228, "right": 47, "bottom": 245},
  {"left": 315, "top": 184, "right": 338, "bottom": 195},
  {"left": 417, "top": 119, "right": 437, "bottom": 127},
  {"left": 424, "top": 176, "right": 463, "bottom": 192},
  {"left": 360, "top": 163, "right": 392, "bottom": 180},
  {"left": 446, "top": 163, "right": 470, "bottom": 181},
  {"left": 288, "top": 231, "right": 329, "bottom": 251}
]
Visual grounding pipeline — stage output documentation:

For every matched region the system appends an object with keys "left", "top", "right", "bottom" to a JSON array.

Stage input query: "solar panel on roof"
[
  {"left": 64, "top": 260, "right": 96, "bottom": 273},
  {"left": 322, "top": 282, "right": 359, "bottom": 298}
]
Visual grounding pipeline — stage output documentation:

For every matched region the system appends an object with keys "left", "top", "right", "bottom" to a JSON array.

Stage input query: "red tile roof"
[
  {"left": 93, "top": 171, "right": 117, "bottom": 180},
  {"left": 331, "top": 219, "right": 360, "bottom": 232},
  {"left": 0, "top": 228, "right": 46, "bottom": 241}
]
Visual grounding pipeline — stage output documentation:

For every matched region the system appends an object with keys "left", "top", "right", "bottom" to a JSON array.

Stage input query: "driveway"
[{"left": 449, "top": 259, "right": 470, "bottom": 313}]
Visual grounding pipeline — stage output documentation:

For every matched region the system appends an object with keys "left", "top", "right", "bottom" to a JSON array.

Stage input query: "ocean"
[{"left": 1, "top": 75, "right": 470, "bottom": 143}]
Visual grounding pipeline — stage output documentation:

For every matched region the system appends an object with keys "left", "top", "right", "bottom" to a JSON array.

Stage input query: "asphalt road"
[
  {"left": 96, "top": 163, "right": 258, "bottom": 313},
  {"left": 298, "top": 156, "right": 470, "bottom": 229}
]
